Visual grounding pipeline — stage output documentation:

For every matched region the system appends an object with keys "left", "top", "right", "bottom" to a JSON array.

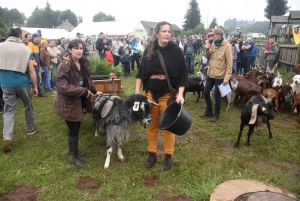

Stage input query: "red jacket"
[{"left": 105, "top": 51, "right": 114, "bottom": 65}]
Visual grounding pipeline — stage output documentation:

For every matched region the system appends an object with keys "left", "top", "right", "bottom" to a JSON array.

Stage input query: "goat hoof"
[
  {"left": 234, "top": 144, "right": 239, "bottom": 148},
  {"left": 119, "top": 157, "right": 125, "bottom": 162},
  {"left": 104, "top": 166, "right": 109, "bottom": 170}
]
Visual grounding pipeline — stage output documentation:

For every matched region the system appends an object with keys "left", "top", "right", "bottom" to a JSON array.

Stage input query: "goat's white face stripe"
[{"left": 133, "top": 101, "right": 140, "bottom": 111}]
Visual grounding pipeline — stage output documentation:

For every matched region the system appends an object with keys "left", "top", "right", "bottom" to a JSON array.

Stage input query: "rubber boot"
[
  {"left": 145, "top": 152, "right": 157, "bottom": 168},
  {"left": 68, "top": 150, "right": 85, "bottom": 157},
  {"left": 68, "top": 137, "right": 86, "bottom": 167},
  {"left": 163, "top": 154, "right": 172, "bottom": 171}
]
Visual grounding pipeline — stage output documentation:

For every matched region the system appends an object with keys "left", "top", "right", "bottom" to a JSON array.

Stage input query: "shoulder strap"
[{"left": 157, "top": 50, "right": 175, "bottom": 96}]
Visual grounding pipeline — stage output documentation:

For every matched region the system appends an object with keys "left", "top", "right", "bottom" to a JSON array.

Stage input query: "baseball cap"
[
  {"left": 236, "top": 26, "right": 240, "bottom": 30},
  {"left": 212, "top": 28, "right": 223, "bottom": 35},
  {"left": 32, "top": 33, "right": 41, "bottom": 38}
]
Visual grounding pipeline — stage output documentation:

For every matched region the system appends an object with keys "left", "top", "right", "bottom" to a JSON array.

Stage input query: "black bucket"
[{"left": 159, "top": 101, "right": 192, "bottom": 135}]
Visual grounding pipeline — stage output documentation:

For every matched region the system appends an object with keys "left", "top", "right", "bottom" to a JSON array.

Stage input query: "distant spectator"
[
  {"left": 23, "top": 33, "right": 32, "bottom": 46},
  {"left": 28, "top": 32, "right": 46, "bottom": 97},
  {"left": 105, "top": 33, "right": 112, "bottom": 47},
  {"left": 241, "top": 33, "right": 255, "bottom": 75},
  {"left": 85, "top": 37, "right": 95, "bottom": 55},
  {"left": 112, "top": 35, "right": 122, "bottom": 67},
  {"left": 233, "top": 27, "right": 242, "bottom": 39},
  {"left": 57, "top": 37, "right": 68, "bottom": 59},
  {"left": 251, "top": 44, "right": 258, "bottom": 67},
  {"left": 176, "top": 37, "right": 183, "bottom": 49},
  {"left": 231, "top": 38, "right": 240, "bottom": 75},
  {"left": 105, "top": 46, "right": 114, "bottom": 66},
  {"left": 121, "top": 49, "right": 131, "bottom": 77},
  {"left": 47, "top": 40, "right": 61, "bottom": 89},
  {"left": 96, "top": 32, "right": 107, "bottom": 60},
  {"left": 130, "top": 37, "right": 142, "bottom": 72},
  {"left": 263, "top": 36, "right": 278, "bottom": 69},
  {"left": 184, "top": 35, "right": 198, "bottom": 76},
  {"left": 118, "top": 40, "right": 131, "bottom": 63},
  {"left": 39, "top": 40, "right": 52, "bottom": 92}
]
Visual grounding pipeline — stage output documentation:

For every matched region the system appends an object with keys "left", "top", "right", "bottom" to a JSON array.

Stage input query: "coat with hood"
[
  {"left": 263, "top": 42, "right": 278, "bottom": 61},
  {"left": 54, "top": 53, "right": 97, "bottom": 122},
  {"left": 206, "top": 39, "right": 232, "bottom": 81}
]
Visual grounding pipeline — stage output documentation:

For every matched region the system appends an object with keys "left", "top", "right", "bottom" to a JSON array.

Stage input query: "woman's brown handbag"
[{"left": 157, "top": 50, "right": 177, "bottom": 105}]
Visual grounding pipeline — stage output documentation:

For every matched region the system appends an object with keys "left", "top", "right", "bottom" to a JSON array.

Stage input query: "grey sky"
[{"left": 1, "top": 0, "right": 300, "bottom": 29}]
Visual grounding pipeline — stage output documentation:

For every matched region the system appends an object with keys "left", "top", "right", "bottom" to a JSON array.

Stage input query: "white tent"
[
  {"left": 21, "top": 27, "right": 71, "bottom": 40},
  {"left": 70, "top": 21, "right": 147, "bottom": 38}
]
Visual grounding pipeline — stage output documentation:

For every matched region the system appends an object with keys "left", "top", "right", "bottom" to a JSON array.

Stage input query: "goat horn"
[
  {"left": 261, "top": 94, "right": 268, "bottom": 104},
  {"left": 147, "top": 99, "right": 159, "bottom": 105}
]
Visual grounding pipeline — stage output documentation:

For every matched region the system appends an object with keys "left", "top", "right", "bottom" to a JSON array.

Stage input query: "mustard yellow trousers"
[{"left": 145, "top": 91, "right": 175, "bottom": 155}]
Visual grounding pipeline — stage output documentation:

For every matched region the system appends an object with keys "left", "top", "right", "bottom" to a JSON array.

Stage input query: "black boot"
[
  {"left": 68, "top": 150, "right": 85, "bottom": 157},
  {"left": 163, "top": 154, "right": 172, "bottom": 171},
  {"left": 68, "top": 137, "right": 86, "bottom": 167},
  {"left": 145, "top": 152, "right": 157, "bottom": 168},
  {"left": 199, "top": 110, "right": 213, "bottom": 118},
  {"left": 210, "top": 114, "right": 220, "bottom": 122}
]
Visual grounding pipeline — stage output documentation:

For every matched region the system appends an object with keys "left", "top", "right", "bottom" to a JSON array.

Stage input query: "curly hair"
[{"left": 146, "top": 21, "right": 173, "bottom": 60}]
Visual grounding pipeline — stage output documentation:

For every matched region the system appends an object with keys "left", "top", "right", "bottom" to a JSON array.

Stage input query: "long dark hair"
[
  {"left": 67, "top": 39, "right": 90, "bottom": 80},
  {"left": 146, "top": 21, "right": 173, "bottom": 60}
]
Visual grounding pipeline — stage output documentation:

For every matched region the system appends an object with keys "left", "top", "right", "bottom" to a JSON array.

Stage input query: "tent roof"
[
  {"left": 141, "top": 21, "right": 181, "bottom": 31},
  {"left": 70, "top": 21, "right": 139, "bottom": 38},
  {"left": 21, "top": 27, "right": 70, "bottom": 39}
]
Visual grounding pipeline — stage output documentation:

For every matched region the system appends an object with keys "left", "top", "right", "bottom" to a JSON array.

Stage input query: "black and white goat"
[
  {"left": 93, "top": 94, "right": 152, "bottom": 169},
  {"left": 234, "top": 95, "right": 275, "bottom": 147}
]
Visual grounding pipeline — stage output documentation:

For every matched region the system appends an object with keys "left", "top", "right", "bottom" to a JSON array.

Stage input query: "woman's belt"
[{"left": 149, "top": 74, "right": 167, "bottom": 80}]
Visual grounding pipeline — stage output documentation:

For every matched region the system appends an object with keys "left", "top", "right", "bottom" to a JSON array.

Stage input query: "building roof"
[
  {"left": 270, "top": 16, "right": 288, "bottom": 24},
  {"left": 288, "top": 10, "right": 300, "bottom": 20},
  {"left": 21, "top": 27, "right": 70, "bottom": 39}
]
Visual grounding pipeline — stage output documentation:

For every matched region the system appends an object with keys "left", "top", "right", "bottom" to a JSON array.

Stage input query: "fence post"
[{"left": 297, "top": 43, "right": 300, "bottom": 64}]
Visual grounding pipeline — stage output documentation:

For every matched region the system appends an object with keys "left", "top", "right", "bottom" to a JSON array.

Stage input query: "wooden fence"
[{"left": 257, "top": 43, "right": 300, "bottom": 71}]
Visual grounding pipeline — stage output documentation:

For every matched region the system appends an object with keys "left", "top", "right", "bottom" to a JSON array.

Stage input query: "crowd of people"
[{"left": 0, "top": 23, "right": 279, "bottom": 171}]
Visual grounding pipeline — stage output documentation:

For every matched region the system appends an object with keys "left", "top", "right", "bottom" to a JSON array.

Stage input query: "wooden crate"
[{"left": 91, "top": 79, "right": 121, "bottom": 103}]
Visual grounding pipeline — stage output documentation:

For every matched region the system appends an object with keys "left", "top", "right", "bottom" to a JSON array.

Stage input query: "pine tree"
[
  {"left": 209, "top": 17, "right": 218, "bottom": 29},
  {"left": 264, "top": 0, "right": 289, "bottom": 20},
  {"left": 183, "top": 0, "right": 201, "bottom": 30}
]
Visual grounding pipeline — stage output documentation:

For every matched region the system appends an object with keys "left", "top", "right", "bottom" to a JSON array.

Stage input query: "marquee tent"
[
  {"left": 21, "top": 27, "right": 71, "bottom": 40},
  {"left": 70, "top": 21, "right": 148, "bottom": 38}
]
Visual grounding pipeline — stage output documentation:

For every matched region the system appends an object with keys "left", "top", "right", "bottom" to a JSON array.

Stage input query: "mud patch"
[
  {"left": 202, "top": 140, "right": 213, "bottom": 147},
  {"left": 76, "top": 177, "right": 101, "bottom": 195},
  {"left": 129, "top": 133, "right": 147, "bottom": 140},
  {"left": 156, "top": 190, "right": 194, "bottom": 201},
  {"left": 219, "top": 139, "right": 232, "bottom": 149},
  {"left": 0, "top": 185, "right": 40, "bottom": 201},
  {"left": 276, "top": 119, "right": 293, "bottom": 127},
  {"left": 141, "top": 175, "right": 161, "bottom": 188},
  {"left": 285, "top": 163, "right": 300, "bottom": 178},
  {"left": 251, "top": 160, "right": 268, "bottom": 170}
]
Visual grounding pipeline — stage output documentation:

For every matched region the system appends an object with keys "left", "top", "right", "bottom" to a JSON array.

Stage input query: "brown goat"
[
  {"left": 277, "top": 84, "right": 293, "bottom": 110},
  {"left": 291, "top": 93, "right": 300, "bottom": 123},
  {"left": 234, "top": 79, "right": 261, "bottom": 105},
  {"left": 293, "top": 64, "right": 300, "bottom": 75},
  {"left": 262, "top": 88, "right": 279, "bottom": 111}
]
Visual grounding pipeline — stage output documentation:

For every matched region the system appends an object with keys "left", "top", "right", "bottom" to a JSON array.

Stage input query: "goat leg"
[
  {"left": 246, "top": 125, "right": 255, "bottom": 146},
  {"left": 117, "top": 142, "right": 125, "bottom": 161},
  {"left": 266, "top": 121, "right": 273, "bottom": 139},
  {"left": 104, "top": 147, "right": 113, "bottom": 170},
  {"left": 234, "top": 123, "right": 245, "bottom": 148}
]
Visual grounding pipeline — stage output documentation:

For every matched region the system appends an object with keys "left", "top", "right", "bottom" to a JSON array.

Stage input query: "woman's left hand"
[
  {"left": 96, "top": 91, "right": 103, "bottom": 97},
  {"left": 176, "top": 94, "right": 185, "bottom": 105}
]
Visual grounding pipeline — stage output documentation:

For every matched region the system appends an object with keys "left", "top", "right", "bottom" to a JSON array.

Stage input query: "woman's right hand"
[{"left": 86, "top": 90, "right": 92, "bottom": 98}]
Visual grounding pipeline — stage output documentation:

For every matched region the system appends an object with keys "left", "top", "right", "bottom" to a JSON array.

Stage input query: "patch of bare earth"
[
  {"left": 276, "top": 119, "right": 293, "bottom": 127},
  {"left": 219, "top": 139, "right": 232, "bottom": 149},
  {"left": 0, "top": 185, "right": 40, "bottom": 201},
  {"left": 129, "top": 133, "right": 147, "bottom": 140},
  {"left": 251, "top": 160, "right": 269, "bottom": 171},
  {"left": 156, "top": 190, "right": 195, "bottom": 201},
  {"left": 285, "top": 162, "right": 300, "bottom": 178},
  {"left": 76, "top": 177, "right": 101, "bottom": 195},
  {"left": 141, "top": 175, "right": 161, "bottom": 188}
]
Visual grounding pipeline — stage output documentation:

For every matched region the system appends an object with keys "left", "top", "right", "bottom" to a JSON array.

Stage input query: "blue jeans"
[
  {"left": 243, "top": 56, "right": 252, "bottom": 75},
  {"left": 42, "top": 66, "right": 51, "bottom": 90},
  {"left": 50, "top": 63, "right": 57, "bottom": 89},
  {"left": 232, "top": 60, "right": 237, "bottom": 75},
  {"left": 34, "top": 65, "right": 43, "bottom": 95},
  {"left": 186, "top": 54, "right": 195, "bottom": 75},
  {"left": 203, "top": 76, "right": 223, "bottom": 115}
]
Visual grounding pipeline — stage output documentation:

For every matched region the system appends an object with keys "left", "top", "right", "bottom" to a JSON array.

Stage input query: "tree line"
[{"left": 181, "top": 0, "right": 289, "bottom": 37}]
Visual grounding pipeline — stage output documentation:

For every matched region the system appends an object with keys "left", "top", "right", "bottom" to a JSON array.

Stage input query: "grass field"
[{"left": 0, "top": 59, "right": 299, "bottom": 200}]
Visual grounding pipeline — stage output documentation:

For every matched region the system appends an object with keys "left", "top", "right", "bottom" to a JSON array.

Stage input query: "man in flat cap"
[{"left": 200, "top": 28, "right": 232, "bottom": 122}]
